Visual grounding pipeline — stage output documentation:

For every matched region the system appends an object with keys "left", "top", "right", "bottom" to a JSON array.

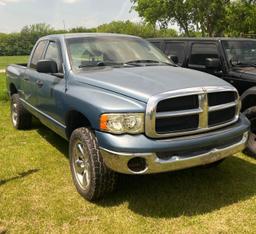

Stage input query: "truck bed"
[{"left": 6, "top": 64, "right": 28, "bottom": 96}]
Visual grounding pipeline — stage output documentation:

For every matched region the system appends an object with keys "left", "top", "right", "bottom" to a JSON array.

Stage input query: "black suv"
[{"left": 148, "top": 38, "right": 256, "bottom": 156}]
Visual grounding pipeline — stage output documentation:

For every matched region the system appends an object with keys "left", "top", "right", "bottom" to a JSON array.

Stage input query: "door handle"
[{"left": 36, "top": 80, "right": 44, "bottom": 88}]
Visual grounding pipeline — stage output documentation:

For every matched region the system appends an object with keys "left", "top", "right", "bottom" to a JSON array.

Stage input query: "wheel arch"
[
  {"left": 65, "top": 110, "right": 93, "bottom": 139},
  {"left": 241, "top": 87, "right": 256, "bottom": 111},
  {"left": 9, "top": 83, "right": 18, "bottom": 95}
]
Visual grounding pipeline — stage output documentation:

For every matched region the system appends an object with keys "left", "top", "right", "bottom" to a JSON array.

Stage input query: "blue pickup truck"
[{"left": 6, "top": 33, "right": 250, "bottom": 201}]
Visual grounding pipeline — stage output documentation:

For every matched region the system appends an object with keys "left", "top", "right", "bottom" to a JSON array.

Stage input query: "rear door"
[
  {"left": 163, "top": 41, "right": 186, "bottom": 66},
  {"left": 22, "top": 40, "right": 48, "bottom": 106},
  {"left": 149, "top": 40, "right": 164, "bottom": 50},
  {"left": 187, "top": 42, "right": 223, "bottom": 76}
]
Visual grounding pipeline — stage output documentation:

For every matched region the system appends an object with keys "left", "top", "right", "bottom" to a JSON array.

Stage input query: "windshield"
[
  {"left": 222, "top": 40, "right": 256, "bottom": 66},
  {"left": 66, "top": 36, "right": 172, "bottom": 70}
]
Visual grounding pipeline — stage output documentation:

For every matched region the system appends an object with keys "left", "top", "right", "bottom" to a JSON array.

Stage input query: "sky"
[{"left": 0, "top": 0, "right": 141, "bottom": 33}]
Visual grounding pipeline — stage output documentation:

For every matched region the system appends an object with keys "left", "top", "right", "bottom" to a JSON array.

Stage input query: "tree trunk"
[{"left": 177, "top": 20, "right": 190, "bottom": 36}]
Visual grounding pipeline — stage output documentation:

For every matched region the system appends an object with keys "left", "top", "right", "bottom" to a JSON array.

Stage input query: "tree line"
[
  {"left": 0, "top": 21, "right": 177, "bottom": 56},
  {"left": 131, "top": 0, "right": 256, "bottom": 37}
]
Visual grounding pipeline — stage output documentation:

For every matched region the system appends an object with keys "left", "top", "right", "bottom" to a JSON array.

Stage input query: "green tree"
[
  {"left": 19, "top": 23, "right": 55, "bottom": 54},
  {"left": 226, "top": 0, "right": 256, "bottom": 37},
  {"left": 190, "top": 0, "right": 230, "bottom": 36},
  {"left": 69, "top": 27, "right": 96, "bottom": 33},
  {"left": 96, "top": 20, "right": 177, "bottom": 38},
  {"left": 21, "top": 23, "right": 54, "bottom": 35},
  {"left": 131, "top": 0, "right": 193, "bottom": 36},
  {"left": 131, "top": 0, "right": 230, "bottom": 36}
]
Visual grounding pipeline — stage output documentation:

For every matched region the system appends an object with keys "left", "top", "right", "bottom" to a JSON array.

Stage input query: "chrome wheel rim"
[
  {"left": 72, "top": 141, "right": 91, "bottom": 190},
  {"left": 244, "top": 109, "right": 256, "bottom": 154},
  {"left": 11, "top": 102, "right": 18, "bottom": 126},
  {"left": 248, "top": 132, "right": 256, "bottom": 153}
]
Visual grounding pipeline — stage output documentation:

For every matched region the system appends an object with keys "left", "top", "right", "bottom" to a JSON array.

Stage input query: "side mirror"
[
  {"left": 168, "top": 55, "right": 179, "bottom": 64},
  {"left": 36, "top": 60, "right": 58, "bottom": 74},
  {"left": 205, "top": 58, "right": 220, "bottom": 69}
]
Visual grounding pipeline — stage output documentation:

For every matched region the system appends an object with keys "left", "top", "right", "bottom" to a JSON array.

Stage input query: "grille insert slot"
[
  {"left": 156, "top": 115, "right": 199, "bottom": 133},
  {"left": 209, "top": 106, "right": 237, "bottom": 127},
  {"left": 156, "top": 95, "right": 199, "bottom": 112},
  {"left": 208, "top": 91, "right": 237, "bottom": 106}
]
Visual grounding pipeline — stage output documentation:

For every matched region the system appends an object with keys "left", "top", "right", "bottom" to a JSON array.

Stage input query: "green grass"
[
  {"left": 0, "top": 73, "right": 8, "bottom": 101},
  {"left": 0, "top": 55, "right": 29, "bottom": 70},
  {"left": 1, "top": 67, "right": 256, "bottom": 233}
]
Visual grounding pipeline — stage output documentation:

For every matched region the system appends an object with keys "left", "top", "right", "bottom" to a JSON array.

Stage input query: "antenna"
[{"left": 63, "top": 20, "right": 66, "bottom": 31}]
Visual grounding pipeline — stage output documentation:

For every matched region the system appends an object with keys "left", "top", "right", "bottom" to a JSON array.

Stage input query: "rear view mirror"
[
  {"left": 168, "top": 55, "right": 179, "bottom": 64},
  {"left": 205, "top": 58, "right": 220, "bottom": 69},
  {"left": 36, "top": 60, "right": 58, "bottom": 74}
]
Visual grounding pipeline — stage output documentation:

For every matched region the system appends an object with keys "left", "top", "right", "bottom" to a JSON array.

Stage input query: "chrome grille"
[{"left": 145, "top": 87, "right": 240, "bottom": 138}]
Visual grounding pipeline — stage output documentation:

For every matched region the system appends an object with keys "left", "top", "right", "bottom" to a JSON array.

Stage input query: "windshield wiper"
[
  {"left": 124, "top": 59, "right": 175, "bottom": 67},
  {"left": 79, "top": 62, "right": 103, "bottom": 68},
  {"left": 78, "top": 61, "right": 125, "bottom": 68},
  {"left": 78, "top": 60, "right": 175, "bottom": 69}
]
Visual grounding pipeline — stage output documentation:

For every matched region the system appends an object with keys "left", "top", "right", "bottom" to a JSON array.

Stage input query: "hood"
[
  {"left": 231, "top": 66, "right": 256, "bottom": 83},
  {"left": 73, "top": 66, "right": 233, "bottom": 102},
  {"left": 234, "top": 66, "right": 256, "bottom": 76}
]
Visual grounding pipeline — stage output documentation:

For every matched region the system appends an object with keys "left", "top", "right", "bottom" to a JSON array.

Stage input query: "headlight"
[{"left": 100, "top": 113, "right": 144, "bottom": 134}]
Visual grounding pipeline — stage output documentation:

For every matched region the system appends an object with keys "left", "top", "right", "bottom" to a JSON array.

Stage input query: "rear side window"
[
  {"left": 165, "top": 42, "right": 186, "bottom": 64},
  {"left": 30, "top": 41, "right": 47, "bottom": 69},
  {"left": 189, "top": 43, "right": 219, "bottom": 66},
  {"left": 44, "top": 41, "right": 62, "bottom": 72}
]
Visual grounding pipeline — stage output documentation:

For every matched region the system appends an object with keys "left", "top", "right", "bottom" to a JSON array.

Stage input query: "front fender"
[{"left": 65, "top": 82, "right": 146, "bottom": 130}]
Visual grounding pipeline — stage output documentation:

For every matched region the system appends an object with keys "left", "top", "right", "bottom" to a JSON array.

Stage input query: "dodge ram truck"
[
  {"left": 148, "top": 37, "right": 256, "bottom": 156},
  {"left": 6, "top": 34, "right": 250, "bottom": 201}
]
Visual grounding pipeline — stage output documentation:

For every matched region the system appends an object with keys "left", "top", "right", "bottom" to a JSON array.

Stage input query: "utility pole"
[{"left": 63, "top": 20, "right": 66, "bottom": 31}]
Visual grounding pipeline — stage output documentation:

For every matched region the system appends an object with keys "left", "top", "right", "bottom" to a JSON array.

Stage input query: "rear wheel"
[
  {"left": 11, "top": 94, "right": 32, "bottom": 130},
  {"left": 243, "top": 106, "right": 256, "bottom": 158},
  {"left": 69, "top": 127, "right": 117, "bottom": 201}
]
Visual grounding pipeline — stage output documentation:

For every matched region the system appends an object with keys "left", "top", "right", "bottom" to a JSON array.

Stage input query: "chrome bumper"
[{"left": 100, "top": 132, "right": 248, "bottom": 174}]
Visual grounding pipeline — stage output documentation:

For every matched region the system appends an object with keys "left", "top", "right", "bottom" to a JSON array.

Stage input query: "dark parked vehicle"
[
  {"left": 148, "top": 37, "right": 256, "bottom": 156},
  {"left": 6, "top": 34, "right": 249, "bottom": 201}
]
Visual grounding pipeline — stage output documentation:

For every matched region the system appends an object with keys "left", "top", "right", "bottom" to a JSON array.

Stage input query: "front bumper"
[
  {"left": 100, "top": 131, "right": 248, "bottom": 174},
  {"left": 97, "top": 115, "right": 250, "bottom": 174}
]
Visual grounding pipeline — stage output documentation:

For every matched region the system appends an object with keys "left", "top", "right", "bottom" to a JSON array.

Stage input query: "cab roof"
[
  {"left": 40, "top": 33, "right": 141, "bottom": 41},
  {"left": 148, "top": 37, "right": 256, "bottom": 41}
]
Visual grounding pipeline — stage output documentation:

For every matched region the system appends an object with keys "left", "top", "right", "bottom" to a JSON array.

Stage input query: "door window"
[
  {"left": 30, "top": 41, "right": 47, "bottom": 69},
  {"left": 44, "top": 41, "right": 62, "bottom": 72},
  {"left": 189, "top": 43, "right": 219, "bottom": 66},
  {"left": 165, "top": 42, "right": 186, "bottom": 64},
  {"left": 151, "top": 42, "right": 162, "bottom": 49}
]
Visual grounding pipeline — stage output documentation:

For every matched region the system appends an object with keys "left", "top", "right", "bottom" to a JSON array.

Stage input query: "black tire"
[
  {"left": 243, "top": 106, "right": 256, "bottom": 158},
  {"left": 11, "top": 93, "right": 32, "bottom": 130},
  {"left": 69, "top": 127, "right": 117, "bottom": 201},
  {"left": 201, "top": 159, "right": 225, "bottom": 168}
]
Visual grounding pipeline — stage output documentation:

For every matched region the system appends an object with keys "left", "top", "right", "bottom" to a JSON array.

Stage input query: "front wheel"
[
  {"left": 69, "top": 127, "right": 117, "bottom": 201},
  {"left": 243, "top": 106, "right": 256, "bottom": 158}
]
